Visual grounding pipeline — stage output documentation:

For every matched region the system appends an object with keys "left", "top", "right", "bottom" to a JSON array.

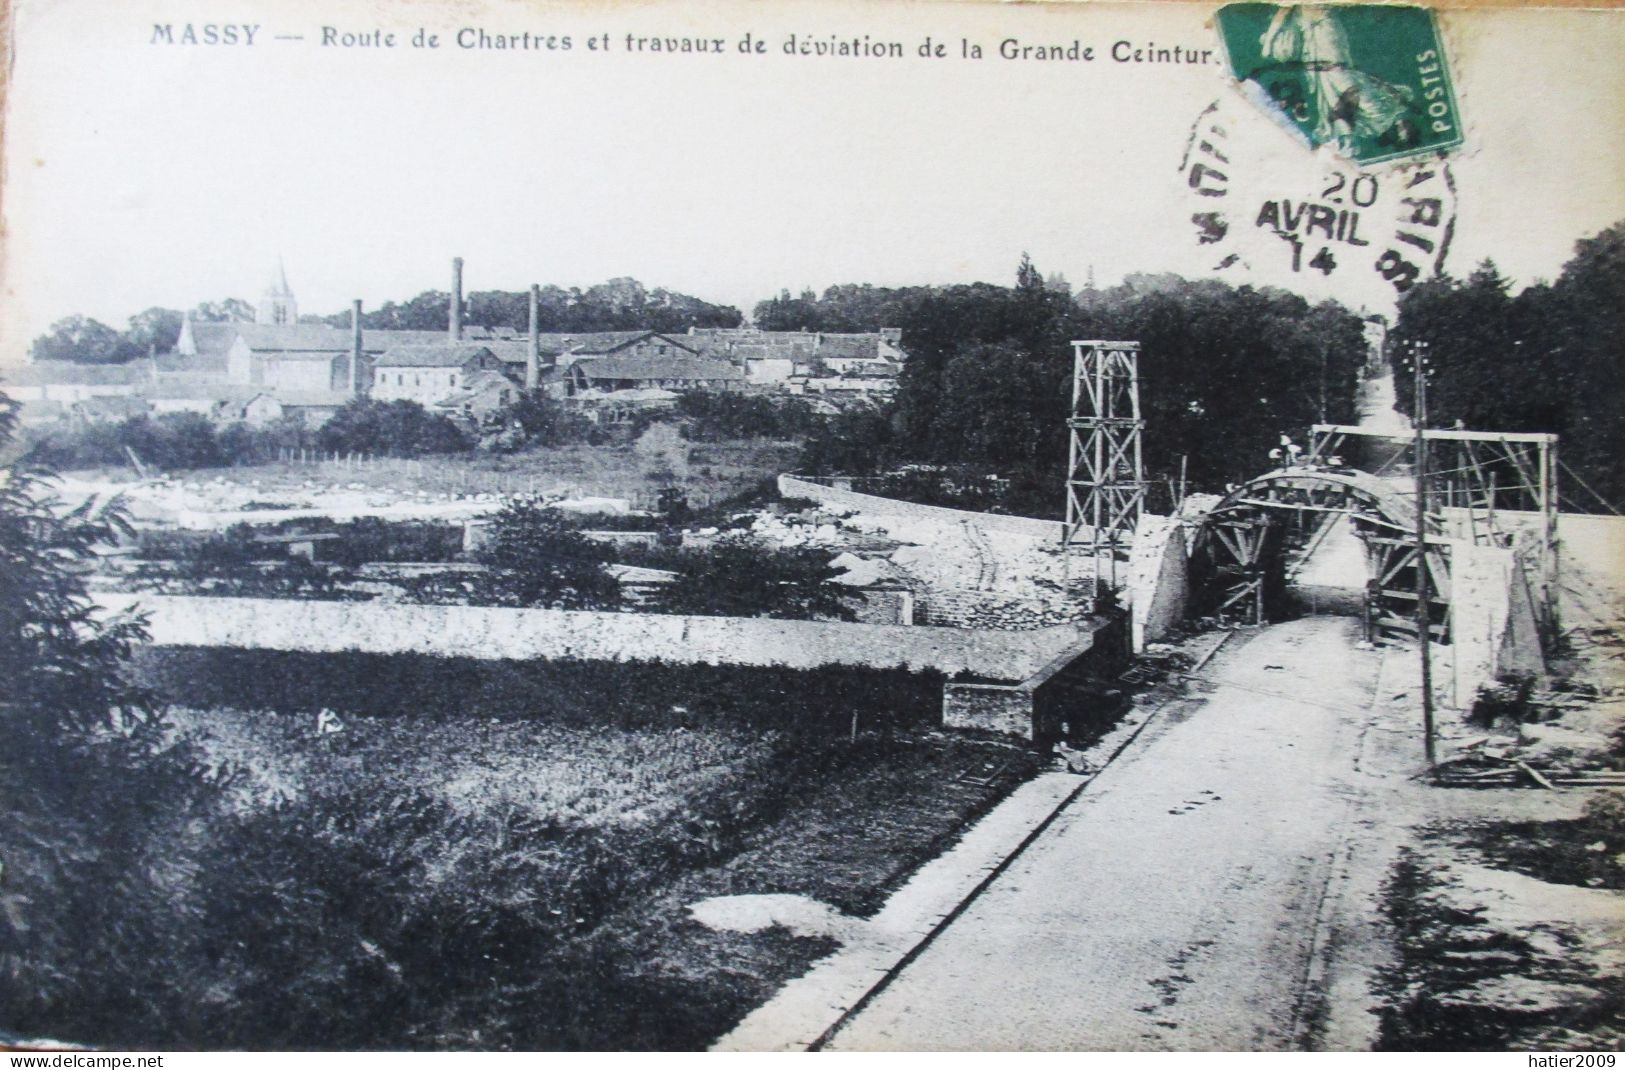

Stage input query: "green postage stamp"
[{"left": 1216, "top": 4, "right": 1463, "bottom": 165}]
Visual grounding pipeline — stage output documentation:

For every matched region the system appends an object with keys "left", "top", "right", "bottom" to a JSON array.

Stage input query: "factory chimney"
[
  {"left": 527, "top": 284, "right": 541, "bottom": 390},
  {"left": 350, "top": 300, "right": 365, "bottom": 396},
  {"left": 449, "top": 257, "right": 464, "bottom": 341}
]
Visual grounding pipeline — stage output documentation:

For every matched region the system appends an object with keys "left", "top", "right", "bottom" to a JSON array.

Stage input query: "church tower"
[{"left": 256, "top": 259, "right": 299, "bottom": 325}]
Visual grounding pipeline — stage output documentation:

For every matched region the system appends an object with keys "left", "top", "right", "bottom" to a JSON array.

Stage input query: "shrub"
[
  {"left": 471, "top": 500, "right": 620, "bottom": 609},
  {"left": 0, "top": 390, "right": 223, "bottom": 1043},
  {"left": 645, "top": 536, "right": 854, "bottom": 620},
  {"left": 502, "top": 391, "right": 603, "bottom": 447},
  {"left": 318, "top": 399, "right": 470, "bottom": 457},
  {"left": 26, "top": 413, "right": 317, "bottom": 473},
  {"left": 675, "top": 391, "right": 816, "bottom": 442}
]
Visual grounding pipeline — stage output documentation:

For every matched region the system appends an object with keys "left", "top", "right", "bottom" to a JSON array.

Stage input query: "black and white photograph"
[{"left": 0, "top": 0, "right": 1622, "bottom": 1053}]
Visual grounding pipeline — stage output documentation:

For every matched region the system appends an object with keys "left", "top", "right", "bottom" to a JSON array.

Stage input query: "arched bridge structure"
[{"left": 1190, "top": 467, "right": 1449, "bottom": 640}]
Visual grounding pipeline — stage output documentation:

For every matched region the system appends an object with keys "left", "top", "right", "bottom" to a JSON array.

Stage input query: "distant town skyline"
[{"left": 3, "top": 0, "right": 1621, "bottom": 362}]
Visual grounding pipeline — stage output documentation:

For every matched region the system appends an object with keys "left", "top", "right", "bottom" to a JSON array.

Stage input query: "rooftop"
[
  {"left": 574, "top": 353, "right": 745, "bottom": 382},
  {"left": 374, "top": 343, "right": 497, "bottom": 368},
  {"left": 4, "top": 361, "right": 148, "bottom": 386}
]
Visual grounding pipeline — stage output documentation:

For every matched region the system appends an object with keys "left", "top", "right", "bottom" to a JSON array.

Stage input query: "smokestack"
[
  {"left": 526, "top": 284, "right": 540, "bottom": 390},
  {"left": 350, "top": 300, "right": 364, "bottom": 396},
  {"left": 450, "top": 257, "right": 464, "bottom": 341}
]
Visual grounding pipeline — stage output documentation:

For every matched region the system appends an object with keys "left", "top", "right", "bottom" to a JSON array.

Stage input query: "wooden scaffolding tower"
[
  {"left": 1307, "top": 424, "right": 1560, "bottom": 642},
  {"left": 1063, "top": 341, "right": 1145, "bottom": 600}
]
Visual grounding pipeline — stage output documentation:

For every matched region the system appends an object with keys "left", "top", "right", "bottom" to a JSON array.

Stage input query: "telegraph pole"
[{"left": 1412, "top": 341, "right": 1437, "bottom": 772}]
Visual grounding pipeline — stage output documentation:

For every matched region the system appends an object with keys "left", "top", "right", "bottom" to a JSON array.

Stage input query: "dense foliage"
[
  {"left": 317, "top": 398, "right": 471, "bottom": 457},
  {"left": 26, "top": 399, "right": 477, "bottom": 473},
  {"left": 788, "top": 264, "right": 1368, "bottom": 516},
  {"left": 31, "top": 654, "right": 954, "bottom": 1048},
  {"left": 29, "top": 300, "right": 253, "bottom": 362},
  {"left": 504, "top": 391, "right": 607, "bottom": 447},
  {"left": 1389, "top": 222, "right": 1625, "bottom": 508},
  {"left": 0, "top": 391, "right": 222, "bottom": 1041},
  {"left": 28, "top": 412, "right": 242, "bottom": 473},
  {"left": 674, "top": 392, "right": 817, "bottom": 442},
  {"left": 470, "top": 499, "right": 621, "bottom": 610},
  {"left": 645, "top": 536, "right": 854, "bottom": 621},
  {"left": 0, "top": 396, "right": 152, "bottom": 731}
]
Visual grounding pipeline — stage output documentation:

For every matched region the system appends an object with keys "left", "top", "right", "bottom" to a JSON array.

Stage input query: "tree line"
[
  {"left": 794, "top": 255, "right": 1370, "bottom": 516},
  {"left": 1388, "top": 221, "right": 1625, "bottom": 509},
  {"left": 320, "top": 277, "right": 743, "bottom": 335},
  {"left": 27, "top": 301, "right": 252, "bottom": 364}
]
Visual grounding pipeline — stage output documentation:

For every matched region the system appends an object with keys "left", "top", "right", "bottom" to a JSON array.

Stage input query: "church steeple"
[{"left": 257, "top": 257, "right": 299, "bottom": 325}]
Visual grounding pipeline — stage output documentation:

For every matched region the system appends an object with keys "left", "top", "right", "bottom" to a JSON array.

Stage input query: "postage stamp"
[{"left": 1215, "top": 3, "right": 1464, "bottom": 166}]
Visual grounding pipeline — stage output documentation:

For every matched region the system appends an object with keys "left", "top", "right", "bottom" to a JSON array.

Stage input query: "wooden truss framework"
[
  {"left": 1194, "top": 469, "right": 1450, "bottom": 638},
  {"left": 1063, "top": 341, "right": 1144, "bottom": 595},
  {"left": 1307, "top": 424, "right": 1559, "bottom": 638}
]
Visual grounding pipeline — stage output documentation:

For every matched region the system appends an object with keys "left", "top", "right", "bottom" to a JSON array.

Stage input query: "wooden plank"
[
  {"left": 1375, "top": 615, "right": 1448, "bottom": 638},
  {"left": 1378, "top": 588, "right": 1450, "bottom": 604},
  {"left": 1516, "top": 760, "right": 1560, "bottom": 791},
  {"left": 1311, "top": 424, "right": 1558, "bottom": 445}
]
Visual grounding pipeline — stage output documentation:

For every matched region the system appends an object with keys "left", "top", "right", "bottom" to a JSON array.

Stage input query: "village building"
[
  {"left": 3, "top": 361, "right": 147, "bottom": 403},
  {"left": 371, "top": 343, "right": 508, "bottom": 406},
  {"left": 257, "top": 260, "right": 299, "bottom": 326},
  {"left": 566, "top": 352, "right": 744, "bottom": 394},
  {"left": 147, "top": 381, "right": 261, "bottom": 419},
  {"left": 270, "top": 390, "right": 350, "bottom": 428},
  {"left": 683, "top": 326, "right": 906, "bottom": 384},
  {"left": 571, "top": 386, "right": 682, "bottom": 423},
  {"left": 14, "top": 261, "right": 840, "bottom": 434},
  {"left": 235, "top": 392, "right": 290, "bottom": 427},
  {"left": 432, "top": 368, "right": 521, "bottom": 425},
  {"left": 169, "top": 320, "right": 240, "bottom": 377},
  {"left": 480, "top": 330, "right": 700, "bottom": 376}
]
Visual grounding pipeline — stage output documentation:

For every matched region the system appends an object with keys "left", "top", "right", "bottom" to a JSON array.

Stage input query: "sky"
[{"left": 2, "top": 0, "right": 1622, "bottom": 363}]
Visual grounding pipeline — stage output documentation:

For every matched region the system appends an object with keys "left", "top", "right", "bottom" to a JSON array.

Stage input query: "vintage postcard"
[{"left": 1, "top": 0, "right": 1622, "bottom": 1054}]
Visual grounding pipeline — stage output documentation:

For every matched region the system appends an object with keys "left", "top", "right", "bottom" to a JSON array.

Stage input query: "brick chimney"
[
  {"left": 449, "top": 257, "right": 464, "bottom": 341},
  {"left": 350, "top": 299, "right": 365, "bottom": 396},
  {"left": 526, "top": 283, "right": 540, "bottom": 390}
]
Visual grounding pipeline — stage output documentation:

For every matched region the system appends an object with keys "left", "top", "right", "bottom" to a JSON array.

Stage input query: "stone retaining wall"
[
  {"left": 94, "top": 593, "right": 1092, "bottom": 684},
  {"left": 915, "top": 586, "right": 1090, "bottom": 631},
  {"left": 779, "top": 475, "right": 1065, "bottom": 541}
]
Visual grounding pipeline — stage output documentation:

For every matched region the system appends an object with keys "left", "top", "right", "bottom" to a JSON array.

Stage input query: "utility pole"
[{"left": 1412, "top": 340, "right": 1437, "bottom": 773}]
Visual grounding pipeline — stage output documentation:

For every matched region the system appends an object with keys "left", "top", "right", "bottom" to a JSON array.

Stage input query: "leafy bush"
[
  {"left": 470, "top": 499, "right": 620, "bottom": 609},
  {"left": 644, "top": 536, "right": 854, "bottom": 620},
  {"left": 27, "top": 412, "right": 314, "bottom": 473},
  {"left": 501, "top": 390, "right": 606, "bottom": 447},
  {"left": 0, "top": 390, "right": 226, "bottom": 1043},
  {"left": 675, "top": 392, "right": 816, "bottom": 442},
  {"left": 318, "top": 398, "right": 470, "bottom": 457}
]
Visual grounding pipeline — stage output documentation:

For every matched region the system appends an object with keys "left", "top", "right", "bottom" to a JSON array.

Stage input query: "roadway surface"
[{"left": 823, "top": 616, "right": 1390, "bottom": 1051}]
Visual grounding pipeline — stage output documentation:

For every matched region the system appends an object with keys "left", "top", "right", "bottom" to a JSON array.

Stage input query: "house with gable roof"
[{"left": 371, "top": 343, "right": 507, "bottom": 406}]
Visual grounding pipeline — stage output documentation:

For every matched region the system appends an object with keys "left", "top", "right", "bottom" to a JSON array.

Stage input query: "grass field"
[{"left": 6, "top": 704, "right": 1038, "bottom": 1050}]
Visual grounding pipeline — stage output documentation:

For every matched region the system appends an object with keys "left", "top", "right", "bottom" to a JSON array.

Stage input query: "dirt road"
[{"left": 823, "top": 616, "right": 1397, "bottom": 1051}]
